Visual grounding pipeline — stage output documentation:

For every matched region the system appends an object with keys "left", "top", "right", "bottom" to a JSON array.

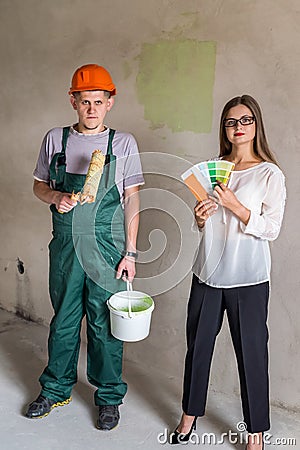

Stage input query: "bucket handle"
[
  {"left": 126, "top": 280, "right": 133, "bottom": 318},
  {"left": 121, "top": 270, "right": 133, "bottom": 318}
]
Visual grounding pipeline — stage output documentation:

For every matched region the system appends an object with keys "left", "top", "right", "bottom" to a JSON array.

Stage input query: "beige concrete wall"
[{"left": 0, "top": 0, "right": 299, "bottom": 411}]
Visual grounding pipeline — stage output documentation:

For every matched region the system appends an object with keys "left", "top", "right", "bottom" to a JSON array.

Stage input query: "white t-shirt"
[
  {"left": 192, "top": 161, "right": 286, "bottom": 288},
  {"left": 33, "top": 126, "right": 144, "bottom": 205}
]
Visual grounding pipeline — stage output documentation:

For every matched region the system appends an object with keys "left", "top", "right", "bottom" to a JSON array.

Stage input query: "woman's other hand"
[
  {"left": 214, "top": 181, "right": 250, "bottom": 225},
  {"left": 194, "top": 198, "right": 218, "bottom": 229},
  {"left": 213, "top": 181, "right": 241, "bottom": 211}
]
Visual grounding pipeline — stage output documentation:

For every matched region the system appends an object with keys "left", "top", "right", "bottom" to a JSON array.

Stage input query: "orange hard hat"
[{"left": 68, "top": 64, "right": 116, "bottom": 95}]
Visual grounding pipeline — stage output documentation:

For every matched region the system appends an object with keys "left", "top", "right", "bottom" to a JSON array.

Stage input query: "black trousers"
[{"left": 182, "top": 275, "right": 270, "bottom": 433}]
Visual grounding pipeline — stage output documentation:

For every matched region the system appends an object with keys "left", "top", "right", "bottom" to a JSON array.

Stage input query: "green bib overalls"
[{"left": 39, "top": 127, "right": 128, "bottom": 406}]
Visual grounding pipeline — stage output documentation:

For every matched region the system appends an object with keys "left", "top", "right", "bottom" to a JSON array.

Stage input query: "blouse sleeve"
[{"left": 240, "top": 170, "right": 286, "bottom": 241}]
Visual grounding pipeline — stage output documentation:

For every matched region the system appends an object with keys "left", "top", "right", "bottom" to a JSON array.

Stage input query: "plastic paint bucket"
[{"left": 107, "top": 286, "right": 154, "bottom": 342}]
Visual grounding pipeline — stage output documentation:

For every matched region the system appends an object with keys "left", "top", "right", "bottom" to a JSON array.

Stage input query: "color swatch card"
[
  {"left": 181, "top": 167, "right": 210, "bottom": 201},
  {"left": 181, "top": 160, "right": 235, "bottom": 200}
]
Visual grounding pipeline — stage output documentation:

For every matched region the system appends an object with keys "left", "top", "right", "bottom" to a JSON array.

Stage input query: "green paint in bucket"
[{"left": 116, "top": 296, "right": 153, "bottom": 313}]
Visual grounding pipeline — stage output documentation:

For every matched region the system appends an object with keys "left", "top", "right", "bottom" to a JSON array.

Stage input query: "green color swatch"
[{"left": 136, "top": 39, "right": 216, "bottom": 133}]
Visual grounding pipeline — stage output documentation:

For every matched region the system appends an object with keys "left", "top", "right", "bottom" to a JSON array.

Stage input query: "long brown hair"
[{"left": 219, "top": 95, "right": 278, "bottom": 165}]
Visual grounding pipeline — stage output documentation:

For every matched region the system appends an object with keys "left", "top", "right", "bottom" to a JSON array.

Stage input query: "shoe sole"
[
  {"left": 27, "top": 396, "right": 72, "bottom": 419},
  {"left": 96, "top": 422, "right": 119, "bottom": 431}
]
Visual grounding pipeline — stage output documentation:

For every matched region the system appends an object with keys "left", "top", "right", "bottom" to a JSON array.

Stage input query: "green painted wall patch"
[{"left": 136, "top": 39, "right": 216, "bottom": 133}]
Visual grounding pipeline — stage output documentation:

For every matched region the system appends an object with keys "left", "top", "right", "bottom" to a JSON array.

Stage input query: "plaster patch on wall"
[{"left": 136, "top": 39, "right": 216, "bottom": 133}]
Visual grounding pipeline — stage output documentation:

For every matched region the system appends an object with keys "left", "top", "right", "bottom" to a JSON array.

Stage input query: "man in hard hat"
[{"left": 26, "top": 64, "right": 144, "bottom": 431}]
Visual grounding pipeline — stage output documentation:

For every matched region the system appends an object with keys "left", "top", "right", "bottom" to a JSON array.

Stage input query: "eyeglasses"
[{"left": 223, "top": 116, "right": 255, "bottom": 127}]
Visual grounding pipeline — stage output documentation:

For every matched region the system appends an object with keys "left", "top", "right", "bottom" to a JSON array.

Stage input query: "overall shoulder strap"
[
  {"left": 49, "top": 127, "right": 70, "bottom": 181},
  {"left": 107, "top": 129, "right": 115, "bottom": 155},
  {"left": 61, "top": 126, "right": 70, "bottom": 154}
]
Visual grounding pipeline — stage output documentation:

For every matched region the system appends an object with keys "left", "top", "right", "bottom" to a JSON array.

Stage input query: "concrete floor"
[{"left": 0, "top": 308, "right": 299, "bottom": 450}]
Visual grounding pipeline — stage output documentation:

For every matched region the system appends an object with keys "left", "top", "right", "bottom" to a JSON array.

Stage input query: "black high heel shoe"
[{"left": 170, "top": 417, "right": 197, "bottom": 445}]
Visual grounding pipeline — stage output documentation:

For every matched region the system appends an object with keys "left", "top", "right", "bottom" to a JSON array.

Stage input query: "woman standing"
[{"left": 172, "top": 95, "right": 286, "bottom": 449}]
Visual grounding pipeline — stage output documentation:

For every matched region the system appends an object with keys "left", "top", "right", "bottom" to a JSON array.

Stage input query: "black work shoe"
[
  {"left": 25, "top": 394, "right": 72, "bottom": 419},
  {"left": 96, "top": 404, "right": 120, "bottom": 431}
]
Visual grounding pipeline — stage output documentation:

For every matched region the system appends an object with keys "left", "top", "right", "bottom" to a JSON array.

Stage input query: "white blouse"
[{"left": 192, "top": 162, "right": 286, "bottom": 288}]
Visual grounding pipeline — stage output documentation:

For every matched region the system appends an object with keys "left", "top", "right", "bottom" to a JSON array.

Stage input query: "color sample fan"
[
  {"left": 196, "top": 160, "right": 235, "bottom": 189},
  {"left": 181, "top": 160, "right": 235, "bottom": 201}
]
